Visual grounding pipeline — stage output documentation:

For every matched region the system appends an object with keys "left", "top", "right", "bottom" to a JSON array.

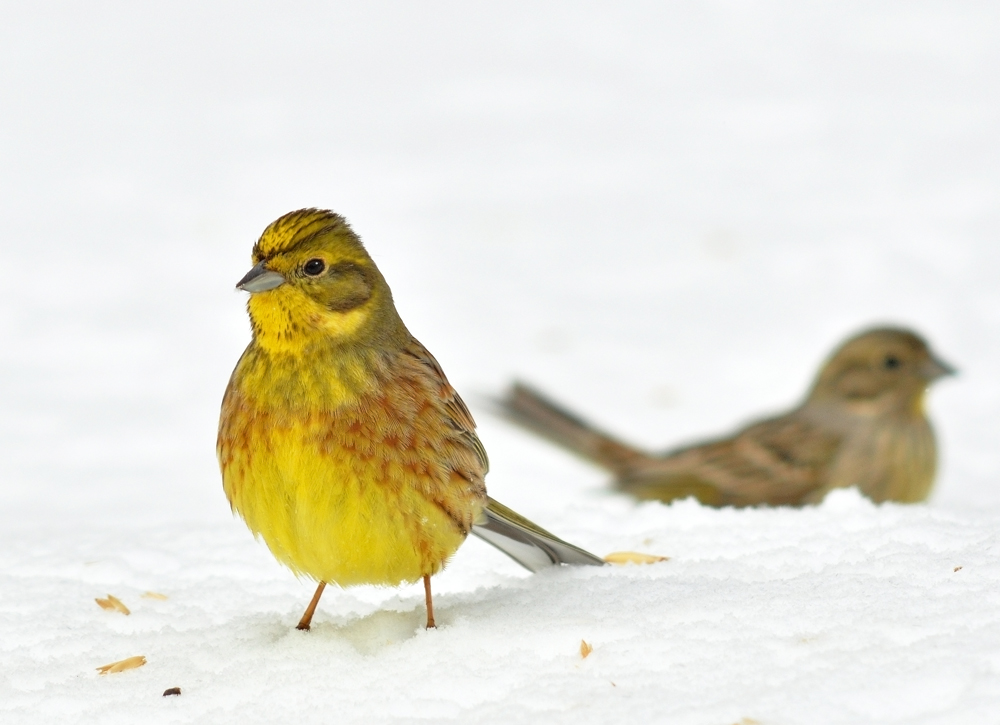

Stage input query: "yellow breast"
[{"left": 217, "top": 346, "right": 480, "bottom": 588}]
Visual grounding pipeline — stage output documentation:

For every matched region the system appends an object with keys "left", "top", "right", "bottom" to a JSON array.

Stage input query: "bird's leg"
[
  {"left": 296, "top": 581, "right": 327, "bottom": 631},
  {"left": 423, "top": 575, "right": 436, "bottom": 629}
]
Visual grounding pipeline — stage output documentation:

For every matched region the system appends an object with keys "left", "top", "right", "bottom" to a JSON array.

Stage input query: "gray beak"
[
  {"left": 923, "top": 354, "right": 957, "bottom": 381},
  {"left": 236, "top": 261, "right": 286, "bottom": 293}
]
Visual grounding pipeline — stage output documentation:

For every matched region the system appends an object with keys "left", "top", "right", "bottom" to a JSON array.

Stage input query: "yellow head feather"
[
  {"left": 252, "top": 208, "right": 354, "bottom": 262},
  {"left": 242, "top": 208, "right": 408, "bottom": 366}
]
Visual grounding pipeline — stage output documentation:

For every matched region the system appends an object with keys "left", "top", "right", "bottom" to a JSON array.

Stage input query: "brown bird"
[{"left": 500, "top": 328, "right": 954, "bottom": 506}]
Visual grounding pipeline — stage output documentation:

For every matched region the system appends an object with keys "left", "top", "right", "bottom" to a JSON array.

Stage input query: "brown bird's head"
[
  {"left": 235, "top": 209, "right": 408, "bottom": 354},
  {"left": 805, "top": 327, "right": 954, "bottom": 416}
]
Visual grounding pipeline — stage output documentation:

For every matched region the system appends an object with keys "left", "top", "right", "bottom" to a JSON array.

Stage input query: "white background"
[{"left": 1, "top": 3, "right": 998, "bottom": 723}]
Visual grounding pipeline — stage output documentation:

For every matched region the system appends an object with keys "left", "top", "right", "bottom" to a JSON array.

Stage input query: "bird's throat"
[{"left": 248, "top": 290, "right": 372, "bottom": 356}]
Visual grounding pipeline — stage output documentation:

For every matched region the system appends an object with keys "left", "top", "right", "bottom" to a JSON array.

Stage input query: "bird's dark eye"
[
  {"left": 303, "top": 258, "right": 326, "bottom": 276},
  {"left": 883, "top": 355, "right": 901, "bottom": 370}
]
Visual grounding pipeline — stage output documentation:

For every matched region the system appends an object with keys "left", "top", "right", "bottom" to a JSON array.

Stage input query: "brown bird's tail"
[{"left": 498, "top": 382, "right": 651, "bottom": 475}]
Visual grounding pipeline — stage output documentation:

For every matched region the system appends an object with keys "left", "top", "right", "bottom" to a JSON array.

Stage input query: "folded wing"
[{"left": 621, "top": 415, "right": 843, "bottom": 506}]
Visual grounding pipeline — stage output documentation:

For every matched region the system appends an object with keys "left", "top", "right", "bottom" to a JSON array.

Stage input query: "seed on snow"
[
  {"left": 96, "top": 656, "right": 146, "bottom": 675},
  {"left": 603, "top": 551, "right": 669, "bottom": 565},
  {"left": 95, "top": 595, "right": 130, "bottom": 615}
]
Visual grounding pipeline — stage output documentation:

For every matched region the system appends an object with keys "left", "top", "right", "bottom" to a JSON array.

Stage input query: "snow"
[{"left": 2, "top": 2, "right": 1000, "bottom": 723}]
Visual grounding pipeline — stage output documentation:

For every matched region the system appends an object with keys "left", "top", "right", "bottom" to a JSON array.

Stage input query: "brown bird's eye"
[
  {"left": 883, "top": 355, "right": 901, "bottom": 370},
  {"left": 303, "top": 258, "right": 326, "bottom": 276}
]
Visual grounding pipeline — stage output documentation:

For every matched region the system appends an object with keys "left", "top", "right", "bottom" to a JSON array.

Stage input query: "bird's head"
[
  {"left": 805, "top": 327, "right": 954, "bottom": 416},
  {"left": 236, "top": 209, "right": 406, "bottom": 354}
]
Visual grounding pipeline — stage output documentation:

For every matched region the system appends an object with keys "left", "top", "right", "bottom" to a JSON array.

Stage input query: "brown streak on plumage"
[{"left": 252, "top": 209, "right": 348, "bottom": 262}]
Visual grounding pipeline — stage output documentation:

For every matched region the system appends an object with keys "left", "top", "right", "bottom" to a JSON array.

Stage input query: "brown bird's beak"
[
  {"left": 922, "top": 355, "right": 956, "bottom": 381},
  {"left": 236, "top": 261, "right": 285, "bottom": 293}
]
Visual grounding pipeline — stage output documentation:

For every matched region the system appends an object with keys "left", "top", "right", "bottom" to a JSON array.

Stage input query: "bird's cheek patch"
[{"left": 323, "top": 270, "right": 373, "bottom": 312}]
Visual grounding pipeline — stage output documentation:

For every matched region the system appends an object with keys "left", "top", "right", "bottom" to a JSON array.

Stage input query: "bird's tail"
[
  {"left": 498, "top": 382, "right": 651, "bottom": 474},
  {"left": 471, "top": 497, "right": 605, "bottom": 572}
]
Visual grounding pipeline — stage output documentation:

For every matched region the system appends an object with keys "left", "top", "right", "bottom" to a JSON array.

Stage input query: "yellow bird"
[
  {"left": 217, "top": 209, "right": 603, "bottom": 631},
  {"left": 500, "top": 328, "right": 954, "bottom": 507}
]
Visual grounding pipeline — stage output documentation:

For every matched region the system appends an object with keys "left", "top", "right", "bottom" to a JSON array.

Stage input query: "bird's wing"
[
  {"left": 399, "top": 337, "right": 490, "bottom": 475},
  {"left": 472, "top": 497, "right": 606, "bottom": 572},
  {"left": 399, "top": 348, "right": 603, "bottom": 570},
  {"left": 620, "top": 413, "right": 844, "bottom": 506},
  {"left": 387, "top": 337, "right": 489, "bottom": 537},
  {"left": 496, "top": 382, "right": 652, "bottom": 473}
]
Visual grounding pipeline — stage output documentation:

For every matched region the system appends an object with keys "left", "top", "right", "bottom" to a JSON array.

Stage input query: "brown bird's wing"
[
  {"left": 399, "top": 337, "right": 490, "bottom": 475},
  {"left": 621, "top": 413, "right": 845, "bottom": 506},
  {"left": 498, "top": 382, "right": 653, "bottom": 473},
  {"left": 401, "top": 344, "right": 603, "bottom": 568}
]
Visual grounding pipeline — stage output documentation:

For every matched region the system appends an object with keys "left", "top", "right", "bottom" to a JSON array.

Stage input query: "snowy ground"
[{"left": 2, "top": 2, "right": 999, "bottom": 723}]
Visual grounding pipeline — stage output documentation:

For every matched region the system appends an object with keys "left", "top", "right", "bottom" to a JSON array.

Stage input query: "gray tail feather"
[{"left": 471, "top": 497, "right": 606, "bottom": 572}]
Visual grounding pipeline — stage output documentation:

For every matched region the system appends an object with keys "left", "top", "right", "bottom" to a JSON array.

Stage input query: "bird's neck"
[
  {"left": 239, "top": 300, "right": 410, "bottom": 411},
  {"left": 804, "top": 388, "right": 927, "bottom": 423},
  {"left": 234, "top": 338, "right": 391, "bottom": 412}
]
